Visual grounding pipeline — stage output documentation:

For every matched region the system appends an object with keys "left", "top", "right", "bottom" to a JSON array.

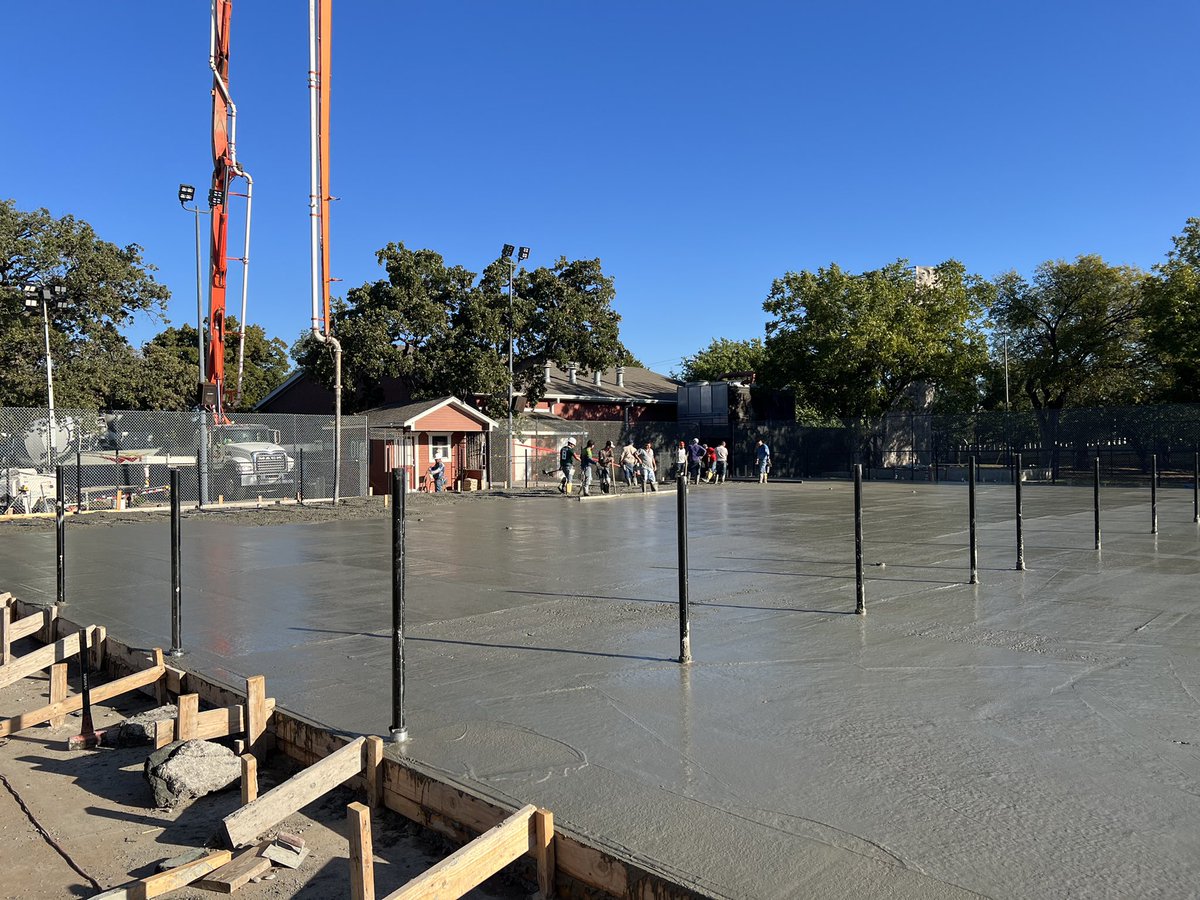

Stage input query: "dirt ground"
[{"left": 0, "top": 638, "right": 532, "bottom": 900}]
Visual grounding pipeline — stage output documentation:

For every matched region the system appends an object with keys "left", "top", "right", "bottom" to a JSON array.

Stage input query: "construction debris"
[
  {"left": 101, "top": 703, "right": 177, "bottom": 747},
  {"left": 144, "top": 739, "right": 240, "bottom": 809},
  {"left": 262, "top": 839, "right": 310, "bottom": 869}
]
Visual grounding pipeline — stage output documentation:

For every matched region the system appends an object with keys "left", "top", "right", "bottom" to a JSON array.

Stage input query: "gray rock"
[
  {"left": 144, "top": 739, "right": 241, "bottom": 809},
  {"left": 101, "top": 704, "right": 177, "bottom": 748}
]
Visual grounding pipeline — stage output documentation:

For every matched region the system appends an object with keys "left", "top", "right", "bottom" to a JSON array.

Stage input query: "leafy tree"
[
  {"left": 1144, "top": 218, "right": 1200, "bottom": 402},
  {"left": 295, "top": 243, "right": 633, "bottom": 414},
  {"left": 992, "top": 255, "right": 1146, "bottom": 411},
  {"left": 762, "top": 259, "right": 990, "bottom": 422},
  {"left": 675, "top": 338, "right": 766, "bottom": 382},
  {"left": 0, "top": 200, "right": 170, "bottom": 407},
  {"left": 144, "top": 317, "right": 290, "bottom": 410}
]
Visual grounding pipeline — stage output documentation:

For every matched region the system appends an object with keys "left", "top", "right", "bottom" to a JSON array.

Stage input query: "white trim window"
[{"left": 429, "top": 433, "right": 451, "bottom": 461}]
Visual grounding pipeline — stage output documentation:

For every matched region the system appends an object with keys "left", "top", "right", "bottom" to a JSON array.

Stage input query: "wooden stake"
[
  {"left": 246, "top": 675, "right": 266, "bottom": 758},
  {"left": 0, "top": 600, "right": 10, "bottom": 667},
  {"left": 90, "top": 624, "right": 106, "bottom": 672},
  {"left": 364, "top": 735, "right": 383, "bottom": 808},
  {"left": 177, "top": 693, "right": 199, "bottom": 741},
  {"left": 535, "top": 808, "right": 556, "bottom": 899},
  {"left": 48, "top": 663, "right": 68, "bottom": 728},
  {"left": 240, "top": 753, "right": 259, "bottom": 806},
  {"left": 348, "top": 801, "right": 375, "bottom": 900}
]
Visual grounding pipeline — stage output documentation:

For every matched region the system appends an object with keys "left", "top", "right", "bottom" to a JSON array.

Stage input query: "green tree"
[
  {"left": 675, "top": 338, "right": 766, "bottom": 382},
  {"left": 762, "top": 260, "right": 989, "bottom": 422},
  {"left": 1144, "top": 218, "right": 1200, "bottom": 402},
  {"left": 144, "top": 317, "right": 290, "bottom": 410},
  {"left": 0, "top": 200, "right": 170, "bottom": 407},
  {"left": 295, "top": 243, "right": 633, "bottom": 414}
]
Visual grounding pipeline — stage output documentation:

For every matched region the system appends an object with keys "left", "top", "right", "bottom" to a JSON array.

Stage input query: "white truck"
[{"left": 211, "top": 423, "right": 296, "bottom": 500}]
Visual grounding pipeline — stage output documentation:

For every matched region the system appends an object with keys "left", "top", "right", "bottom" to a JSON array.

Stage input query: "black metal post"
[
  {"left": 55, "top": 465, "right": 66, "bottom": 606},
  {"left": 1194, "top": 451, "right": 1198, "bottom": 524},
  {"left": 1094, "top": 457, "right": 1102, "bottom": 551},
  {"left": 78, "top": 628, "right": 94, "bottom": 738},
  {"left": 390, "top": 468, "right": 408, "bottom": 741},
  {"left": 524, "top": 449, "right": 529, "bottom": 490},
  {"left": 676, "top": 475, "right": 692, "bottom": 663},
  {"left": 854, "top": 464, "right": 865, "bottom": 615},
  {"left": 969, "top": 456, "right": 978, "bottom": 585},
  {"left": 1015, "top": 453, "right": 1025, "bottom": 571},
  {"left": 75, "top": 449, "right": 82, "bottom": 512},
  {"left": 169, "top": 469, "right": 183, "bottom": 657},
  {"left": 1151, "top": 453, "right": 1158, "bottom": 535},
  {"left": 297, "top": 447, "right": 305, "bottom": 503}
]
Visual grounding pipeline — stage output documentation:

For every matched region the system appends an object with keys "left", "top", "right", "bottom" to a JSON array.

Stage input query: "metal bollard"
[
  {"left": 1094, "top": 457, "right": 1102, "bottom": 551},
  {"left": 854, "top": 464, "right": 865, "bottom": 615},
  {"left": 1194, "top": 451, "right": 1198, "bottom": 524},
  {"left": 75, "top": 449, "right": 82, "bottom": 512},
  {"left": 677, "top": 475, "right": 692, "bottom": 663},
  {"left": 1151, "top": 453, "right": 1158, "bottom": 535},
  {"left": 968, "top": 456, "right": 978, "bottom": 585},
  {"left": 55, "top": 465, "right": 66, "bottom": 606},
  {"left": 170, "top": 469, "right": 183, "bottom": 657},
  {"left": 1015, "top": 453, "right": 1025, "bottom": 571},
  {"left": 391, "top": 468, "right": 408, "bottom": 742}
]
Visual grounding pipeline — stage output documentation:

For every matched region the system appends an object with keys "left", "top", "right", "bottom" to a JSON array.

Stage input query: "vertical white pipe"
[{"left": 234, "top": 173, "right": 252, "bottom": 406}]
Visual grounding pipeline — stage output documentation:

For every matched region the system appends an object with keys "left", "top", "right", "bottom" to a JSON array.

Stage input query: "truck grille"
[{"left": 254, "top": 451, "right": 288, "bottom": 474}]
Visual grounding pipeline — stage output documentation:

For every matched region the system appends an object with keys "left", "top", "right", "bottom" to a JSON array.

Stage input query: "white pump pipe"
[{"left": 308, "top": 0, "right": 342, "bottom": 502}]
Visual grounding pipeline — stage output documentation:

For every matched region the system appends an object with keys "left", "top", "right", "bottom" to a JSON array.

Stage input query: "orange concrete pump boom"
[{"left": 207, "top": 0, "right": 232, "bottom": 411}]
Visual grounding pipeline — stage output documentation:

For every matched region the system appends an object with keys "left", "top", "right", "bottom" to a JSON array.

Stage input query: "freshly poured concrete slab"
[{"left": 3, "top": 482, "right": 1199, "bottom": 898}]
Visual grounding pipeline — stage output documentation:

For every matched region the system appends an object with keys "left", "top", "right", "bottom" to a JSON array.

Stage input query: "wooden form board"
[
  {"left": 381, "top": 804, "right": 546, "bottom": 900},
  {"left": 0, "top": 625, "right": 95, "bottom": 689},
  {"left": 5, "top": 595, "right": 699, "bottom": 900},
  {"left": 152, "top": 697, "right": 277, "bottom": 749},
  {"left": 91, "top": 850, "right": 233, "bottom": 900},
  {"left": 0, "top": 650, "right": 165, "bottom": 738},
  {"left": 193, "top": 842, "right": 272, "bottom": 894},
  {"left": 221, "top": 736, "right": 366, "bottom": 848}
]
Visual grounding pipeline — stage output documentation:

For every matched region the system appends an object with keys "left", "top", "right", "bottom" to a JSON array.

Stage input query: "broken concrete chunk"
[
  {"left": 144, "top": 739, "right": 241, "bottom": 809},
  {"left": 275, "top": 831, "right": 306, "bottom": 851},
  {"left": 101, "top": 704, "right": 178, "bottom": 748},
  {"left": 156, "top": 846, "right": 210, "bottom": 871}
]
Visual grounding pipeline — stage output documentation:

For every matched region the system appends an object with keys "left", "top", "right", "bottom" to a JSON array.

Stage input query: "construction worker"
[{"left": 559, "top": 438, "right": 577, "bottom": 493}]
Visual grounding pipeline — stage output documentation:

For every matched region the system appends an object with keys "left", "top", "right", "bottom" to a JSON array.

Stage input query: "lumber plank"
[
  {"left": 382, "top": 804, "right": 536, "bottom": 900},
  {"left": 177, "top": 693, "right": 198, "bottom": 741},
  {"left": 154, "top": 700, "right": 276, "bottom": 748},
  {"left": 0, "top": 656, "right": 165, "bottom": 738},
  {"left": 240, "top": 754, "right": 258, "bottom": 805},
  {"left": 348, "top": 801, "right": 375, "bottom": 900},
  {"left": 246, "top": 675, "right": 266, "bottom": 758},
  {"left": 9, "top": 609, "right": 51, "bottom": 643},
  {"left": 132, "top": 849, "right": 231, "bottom": 899},
  {"left": 193, "top": 842, "right": 271, "bottom": 894},
  {"left": 364, "top": 735, "right": 383, "bottom": 808},
  {"left": 222, "top": 736, "right": 366, "bottom": 848},
  {"left": 37, "top": 605, "right": 59, "bottom": 642},
  {"left": 535, "top": 808, "right": 556, "bottom": 899},
  {"left": 0, "top": 627, "right": 88, "bottom": 689},
  {"left": 90, "top": 624, "right": 106, "bottom": 671},
  {"left": 48, "top": 663, "right": 68, "bottom": 728},
  {"left": 0, "top": 601, "right": 9, "bottom": 667}
]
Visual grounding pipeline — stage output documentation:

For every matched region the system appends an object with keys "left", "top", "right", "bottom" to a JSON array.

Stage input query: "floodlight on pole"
[
  {"left": 178, "top": 184, "right": 196, "bottom": 205},
  {"left": 20, "top": 283, "right": 71, "bottom": 470},
  {"left": 518, "top": 246, "right": 530, "bottom": 262},
  {"left": 177, "top": 181, "right": 211, "bottom": 504},
  {"left": 208, "top": 188, "right": 225, "bottom": 208},
  {"left": 501, "top": 244, "right": 515, "bottom": 259}
]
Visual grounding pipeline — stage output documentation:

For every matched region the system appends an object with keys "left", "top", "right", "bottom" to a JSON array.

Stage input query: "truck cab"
[{"left": 212, "top": 424, "right": 294, "bottom": 499}]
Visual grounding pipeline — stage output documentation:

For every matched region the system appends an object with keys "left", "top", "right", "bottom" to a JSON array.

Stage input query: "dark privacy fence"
[{"left": 497, "top": 404, "right": 1200, "bottom": 486}]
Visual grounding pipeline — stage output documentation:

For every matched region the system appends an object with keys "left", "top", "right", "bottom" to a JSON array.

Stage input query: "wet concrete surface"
[{"left": 3, "top": 481, "right": 1200, "bottom": 898}]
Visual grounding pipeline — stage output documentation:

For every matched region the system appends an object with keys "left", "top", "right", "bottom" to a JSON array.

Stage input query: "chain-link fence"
[{"left": 0, "top": 406, "right": 368, "bottom": 512}]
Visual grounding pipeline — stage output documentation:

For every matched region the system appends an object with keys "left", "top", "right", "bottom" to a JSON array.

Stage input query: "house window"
[{"left": 430, "top": 434, "right": 451, "bottom": 461}]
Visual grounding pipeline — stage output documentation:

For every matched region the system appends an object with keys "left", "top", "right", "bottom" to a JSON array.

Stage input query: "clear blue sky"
[{"left": 5, "top": 2, "right": 1198, "bottom": 375}]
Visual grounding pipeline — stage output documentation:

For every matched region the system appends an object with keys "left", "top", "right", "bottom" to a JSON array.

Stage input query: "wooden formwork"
[{"left": 4, "top": 596, "right": 708, "bottom": 900}]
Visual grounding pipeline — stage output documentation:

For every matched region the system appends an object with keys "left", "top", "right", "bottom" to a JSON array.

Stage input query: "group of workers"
[{"left": 557, "top": 436, "right": 772, "bottom": 496}]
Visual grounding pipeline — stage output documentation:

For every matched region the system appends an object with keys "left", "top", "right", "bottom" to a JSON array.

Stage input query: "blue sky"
[{"left": 5, "top": 2, "right": 1198, "bottom": 375}]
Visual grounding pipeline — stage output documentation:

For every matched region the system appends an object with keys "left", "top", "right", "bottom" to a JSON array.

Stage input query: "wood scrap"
[{"left": 193, "top": 842, "right": 272, "bottom": 894}]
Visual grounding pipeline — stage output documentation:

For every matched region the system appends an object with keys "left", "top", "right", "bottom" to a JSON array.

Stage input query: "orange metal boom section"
[{"left": 207, "top": 0, "right": 233, "bottom": 410}]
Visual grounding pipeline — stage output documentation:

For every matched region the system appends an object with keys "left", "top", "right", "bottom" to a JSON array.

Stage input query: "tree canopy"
[
  {"left": 675, "top": 338, "right": 766, "bottom": 382},
  {"left": 761, "top": 260, "right": 990, "bottom": 421},
  {"left": 1143, "top": 218, "right": 1200, "bottom": 403},
  {"left": 295, "top": 242, "right": 635, "bottom": 415}
]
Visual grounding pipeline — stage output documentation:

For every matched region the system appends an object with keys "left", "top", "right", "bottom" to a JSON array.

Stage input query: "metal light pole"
[
  {"left": 178, "top": 185, "right": 211, "bottom": 505},
  {"left": 500, "top": 244, "right": 530, "bottom": 490},
  {"left": 21, "top": 285, "right": 70, "bottom": 472}
]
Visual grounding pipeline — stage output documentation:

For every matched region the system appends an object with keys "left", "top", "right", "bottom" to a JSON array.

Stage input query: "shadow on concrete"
[{"left": 502, "top": 588, "right": 862, "bottom": 616}]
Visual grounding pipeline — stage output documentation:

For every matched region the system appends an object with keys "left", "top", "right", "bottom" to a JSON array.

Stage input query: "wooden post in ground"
[
  {"left": 364, "top": 736, "right": 383, "bottom": 808},
  {"left": 246, "top": 675, "right": 266, "bottom": 758},
  {"left": 348, "top": 802, "right": 375, "bottom": 900},
  {"left": 535, "top": 808, "right": 556, "bottom": 899},
  {"left": 240, "top": 754, "right": 259, "bottom": 805},
  {"left": 177, "top": 694, "right": 199, "bottom": 741},
  {"left": 0, "top": 600, "right": 10, "bottom": 667},
  {"left": 48, "top": 663, "right": 68, "bottom": 728}
]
